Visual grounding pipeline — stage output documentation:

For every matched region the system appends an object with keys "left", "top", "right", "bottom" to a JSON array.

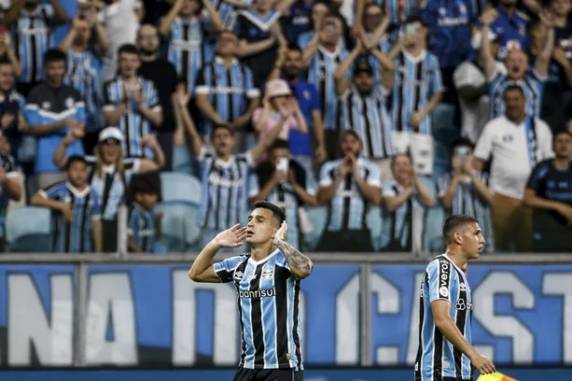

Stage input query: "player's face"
[
  {"left": 119, "top": 53, "right": 141, "bottom": 77},
  {"left": 99, "top": 139, "right": 122, "bottom": 164},
  {"left": 554, "top": 133, "right": 572, "bottom": 159},
  {"left": 459, "top": 223, "right": 486, "bottom": 259},
  {"left": 246, "top": 208, "right": 278, "bottom": 244},
  {"left": 45, "top": 60, "right": 66, "bottom": 85},
  {"left": 211, "top": 128, "right": 235, "bottom": 156},
  {"left": 67, "top": 161, "right": 89, "bottom": 189},
  {"left": 0, "top": 64, "right": 15, "bottom": 91}
]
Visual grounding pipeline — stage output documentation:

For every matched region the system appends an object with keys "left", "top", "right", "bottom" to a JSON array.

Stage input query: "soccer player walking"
[
  {"left": 415, "top": 215, "right": 496, "bottom": 380},
  {"left": 189, "top": 201, "right": 313, "bottom": 381}
]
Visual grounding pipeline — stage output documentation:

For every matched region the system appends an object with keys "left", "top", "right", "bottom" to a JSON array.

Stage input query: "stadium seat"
[
  {"left": 156, "top": 202, "right": 201, "bottom": 253},
  {"left": 160, "top": 172, "right": 201, "bottom": 205},
  {"left": 5, "top": 207, "right": 52, "bottom": 252}
]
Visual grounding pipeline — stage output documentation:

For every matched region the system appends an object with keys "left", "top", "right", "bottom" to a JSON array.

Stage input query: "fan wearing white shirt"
[{"left": 473, "top": 85, "right": 553, "bottom": 252}]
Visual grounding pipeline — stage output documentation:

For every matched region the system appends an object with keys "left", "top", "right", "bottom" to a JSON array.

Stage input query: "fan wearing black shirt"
[
  {"left": 137, "top": 24, "right": 179, "bottom": 170},
  {"left": 524, "top": 130, "right": 572, "bottom": 251}
]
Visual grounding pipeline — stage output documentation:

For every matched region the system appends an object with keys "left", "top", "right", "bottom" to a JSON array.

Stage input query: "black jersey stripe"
[
  {"left": 250, "top": 264, "right": 265, "bottom": 367},
  {"left": 454, "top": 268, "right": 468, "bottom": 378},
  {"left": 275, "top": 265, "right": 290, "bottom": 367},
  {"left": 234, "top": 259, "right": 249, "bottom": 367},
  {"left": 433, "top": 257, "right": 452, "bottom": 379}
]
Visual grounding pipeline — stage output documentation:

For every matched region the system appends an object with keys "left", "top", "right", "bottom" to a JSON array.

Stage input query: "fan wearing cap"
[
  {"left": 335, "top": 40, "right": 394, "bottom": 180},
  {"left": 253, "top": 79, "right": 307, "bottom": 147},
  {"left": 53, "top": 126, "right": 165, "bottom": 252}
]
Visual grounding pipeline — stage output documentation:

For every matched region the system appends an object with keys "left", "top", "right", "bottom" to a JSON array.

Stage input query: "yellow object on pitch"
[{"left": 477, "top": 372, "right": 517, "bottom": 381}]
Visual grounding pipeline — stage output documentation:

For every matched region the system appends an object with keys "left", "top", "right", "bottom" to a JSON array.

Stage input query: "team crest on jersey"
[
  {"left": 234, "top": 270, "right": 244, "bottom": 281},
  {"left": 41, "top": 101, "right": 51, "bottom": 110},
  {"left": 262, "top": 267, "right": 274, "bottom": 280}
]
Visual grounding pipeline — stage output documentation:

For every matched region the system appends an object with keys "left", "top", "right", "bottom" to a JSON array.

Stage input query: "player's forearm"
[
  {"left": 188, "top": 240, "right": 221, "bottom": 281},
  {"left": 273, "top": 238, "right": 313, "bottom": 279},
  {"left": 138, "top": 107, "right": 162, "bottom": 127},
  {"left": 523, "top": 189, "right": 563, "bottom": 212},
  {"left": 317, "top": 177, "right": 343, "bottom": 204},
  {"left": 440, "top": 177, "right": 459, "bottom": 210},
  {"left": 435, "top": 316, "right": 479, "bottom": 360},
  {"left": 415, "top": 178, "right": 435, "bottom": 207},
  {"left": 470, "top": 174, "right": 494, "bottom": 205},
  {"left": 196, "top": 95, "right": 226, "bottom": 125},
  {"left": 354, "top": 176, "right": 381, "bottom": 205},
  {"left": 1, "top": 176, "right": 22, "bottom": 202}
]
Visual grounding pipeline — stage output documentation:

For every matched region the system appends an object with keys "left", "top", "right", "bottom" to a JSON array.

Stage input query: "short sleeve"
[
  {"left": 365, "top": 162, "right": 381, "bottom": 188},
  {"left": 474, "top": 120, "right": 495, "bottom": 161},
  {"left": 426, "top": 258, "right": 453, "bottom": 303},
  {"left": 536, "top": 120, "right": 554, "bottom": 160},
  {"left": 39, "top": 183, "right": 64, "bottom": 200},
  {"left": 248, "top": 172, "right": 259, "bottom": 198},
  {"left": 437, "top": 174, "right": 451, "bottom": 198},
  {"left": 382, "top": 180, "right": 397, "bottom": 197},
  {"left": 213, "top": 256, "right": 248, "bottom": 283},
  {"left": 526, "top": 162, "right": 547, "bottom": 191},
  {"left": 454, "top": 63, "right": 484, "bottom": 89},
  {"left": 24, "top": 103, "right": 40, "bottom": 126},
  {"left": 319, "top": 162, "right": 335, "bottom": 187},
  {"left": 275, "top": 251, "right": 292, "bottom": 273},
  {"left": 102, "top": 81, "right": 115, "bottom": 109},
  {"left": 146, "top": 82, "right": 160, "bottom": 109},
  {"left": 244, "top": 68, "right": 260, "bottom": 98},
  {"left": 430, "top": 56, "right": 444, "bottom": 94}
]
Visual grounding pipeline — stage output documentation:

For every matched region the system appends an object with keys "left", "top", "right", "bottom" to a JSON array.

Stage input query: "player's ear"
[{"left": 454, "top": 230, "right": 463, "bottom": 245}]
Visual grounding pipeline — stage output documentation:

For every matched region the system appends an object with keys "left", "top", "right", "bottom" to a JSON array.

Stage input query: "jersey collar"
[
  {"left": 65, "top": 182, "right": 91, "bottom": 198},
  {"left": 248, "top": 248, "right": 280, "bottom": 266},
  {"left": 442, "top": 253, "right": 467, "bottom": 277}
]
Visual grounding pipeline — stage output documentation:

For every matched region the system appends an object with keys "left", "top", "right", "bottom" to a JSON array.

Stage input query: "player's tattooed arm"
[{"left": 273, "top": 222, "right": 313, "bottom": 279}]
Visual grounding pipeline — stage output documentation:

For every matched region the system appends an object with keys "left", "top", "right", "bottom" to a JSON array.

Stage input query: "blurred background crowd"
[{"left": 0, "top": 0, "right": 570, "bottom": 254}]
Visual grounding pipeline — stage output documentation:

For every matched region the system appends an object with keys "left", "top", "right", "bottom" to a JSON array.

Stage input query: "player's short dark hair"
[
  {"left": 253, "top": 201, "right": 285, "bottom": 226},
  {"left": 64, "top": 155, "right": 88, "bottom": 170},
  {"left": 118, "top": 43, "right": 140, "bottom": 57},
  {"left": 44, "top": 49, "right": 67, "bottom": 66},
  {"left": 443, "top": 215, "right": 479, "bottom": 244}
]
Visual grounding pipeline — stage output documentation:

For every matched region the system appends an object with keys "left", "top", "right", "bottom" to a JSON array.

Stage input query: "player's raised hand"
[
  {"left": 471, "top": 353, "right": 496, "bottom": 375},
  {"left": 273, "top": 221, "right": 288, "bottom": 242},
  {"left": 214, "top": 224, "right": 248, "bottom": 247}
]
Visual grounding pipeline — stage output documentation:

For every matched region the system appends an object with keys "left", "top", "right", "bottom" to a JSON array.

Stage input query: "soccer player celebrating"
[
  {"left": 415, "top": 215, "right": 496, "bottom": 381},
  {"left": 189, "top": 201, "right": 312, "bottom": 381}
]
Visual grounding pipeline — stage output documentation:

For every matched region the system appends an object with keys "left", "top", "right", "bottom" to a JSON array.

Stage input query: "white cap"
[{"left": 98, "top": 127, "right": 124, "bottom": 143}]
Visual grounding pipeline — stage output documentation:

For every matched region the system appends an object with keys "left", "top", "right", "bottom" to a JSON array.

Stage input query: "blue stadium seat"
[
  {"left": 156, "top": 202, "right": 201, "bottom": 253},
  {"left": 5, "top": 207, "right": 52, "bottom": 252},
  {"left": 160, "top": 172, "right": 201, "bottom": 205}
]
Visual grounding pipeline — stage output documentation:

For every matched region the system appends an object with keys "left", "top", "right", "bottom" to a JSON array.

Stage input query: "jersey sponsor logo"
[
  {"left": 456, "top": 299, "right": 473, "bottom": 311},
  {"left": 238, "top": 288, "right": 276, "bottom": 298},
  {"left": 41, "top": 101, "right": 51, "bottom": 110},
  {"left": 262, "top": 267, "right": 274, "bottom": 280},
  {"left": 439, "top": 260, "right": 450, "bottom": 298},
  {"left": 439, "top": 286, "right": 449, "bottom": 298}
]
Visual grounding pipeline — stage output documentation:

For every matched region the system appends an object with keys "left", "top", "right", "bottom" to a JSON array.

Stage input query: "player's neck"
[
  {"left": 444, "top": 249, "right": 468, "bottom": 271},
  {"left": 250, "top": 240, "right": 274, "bottom": 261}
]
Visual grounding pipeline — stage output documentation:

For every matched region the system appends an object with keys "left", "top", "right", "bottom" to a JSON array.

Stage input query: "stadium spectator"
[
  {"left": 176, "top": 84, "right": 282, "bottom": 247},
  {"left": 355, "top": 0, "right": 417, "bottom": 37},
  {"left": 454, "top": 31, "right": 502, "bottom": 143},
  {"left": 128, "top": 171, "right": 161, "bottom": 253},
  {"left": 437, "top": 138, "right": 494, "bottom": 252},
  {"left": 524, "top": 130, "right": 572, "bottom": 251},
  {"left": 3, "top": 0, "right": 68, "bottom": 95},
  {"left": 0, "top": 28, "right": 22, "bottom": 78},
  {"left": 195, "top": 31, "right": 260, "bottom": 139},
  {"left": 103, "top": 44, "right": 162, "bottom": 159},
  {"left": 280, "top": 0, "right": 316, "bottom": 45},
  {"left": 31, "top": 155, "right": 102, "bottom": 253},
  {"left": 0, "top": 130, "right": 23, "bottom": 251},
  {"left": 137, "top": 24, "right": 178, "bottom": 170},
  {"left": 316, "top": 130, "right": 381, "bottom": 252},
  {"left": 23, "top": 49, "right": 86, "bottom": 190},
  {"left": 158, "top": 0, "right": 223, "bottom": 94},
  {"left": 74, "top": 0, "right": 109, "bottom": 57},
  {"left": 253, "top": 79, "right": 307, "bottom": 147},
  {"left": 380, "top": 153, "right": 435, "bottom": 252},
  {"left": 249, "top": 139, "right": 317, "bottom": 247},
  {"left": 60, "top": 16, "right": 105, "bottom": 152},
  {"left": 489, "top": 0, "right": 529, "bottom": 52},
  {"left": 0, "top": 60, "right": 27, "bottom": 162},
  {"left": 53, "top": 126, "right": 165, "bottom": 252},
  {"left": 388, "top": 16, "right": 443, "bottom": 176},
  {"left": 360, "top": 3, "right": 392, "bottom": 85},
  {"left": 474, "top": 85, "right": 554, "bottom": 252},
  {"left": 538, "top": 0, "right": 572, "bottom": 130},
  {"left": 270, "top": 45, "right": 327, "bottom": 169},
  {"left": 99, "top": 0, "right": 144, "bottom": 81},
  {"left": 296, "top": 1, "right": 330, "bottom": 49},
  {"left": 234, "top": 0, "right": 291, "bottom": 88},
  {"left": 421, "top": 0, "right": 475, "bottom": 103},
  {"left": 303, "top": 13, "right": 349, "bottom": 159},
  {"left": 480, "top": 8, "right": 554, "bottom": 120},
  {"left": 336, "top": 53, "right": 394, "bottom": 179}
]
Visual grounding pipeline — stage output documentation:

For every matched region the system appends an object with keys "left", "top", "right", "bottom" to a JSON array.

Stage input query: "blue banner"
[{"left": 0, "top": 262, "right": 570, "bottom": 367}]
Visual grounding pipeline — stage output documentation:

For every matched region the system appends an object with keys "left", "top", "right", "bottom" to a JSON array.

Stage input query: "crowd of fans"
[{"left": 0, "top": 0, "right": 570, "bottom": 254}]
